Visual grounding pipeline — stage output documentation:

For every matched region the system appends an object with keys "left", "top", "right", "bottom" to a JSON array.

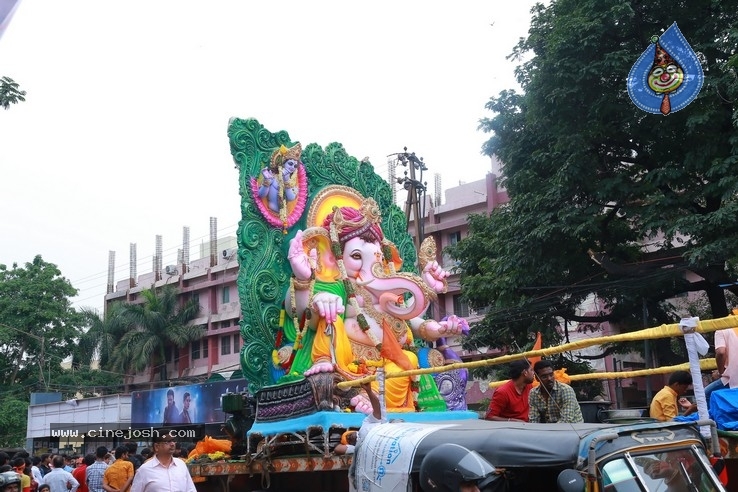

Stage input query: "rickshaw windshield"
[{"left": 601, "top": 447, "right": 720, "bottom": 492}]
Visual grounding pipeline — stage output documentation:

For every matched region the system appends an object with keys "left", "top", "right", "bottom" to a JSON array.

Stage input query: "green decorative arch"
[{"left": 227, "top": 118, "right": 417, "bottom": 394}]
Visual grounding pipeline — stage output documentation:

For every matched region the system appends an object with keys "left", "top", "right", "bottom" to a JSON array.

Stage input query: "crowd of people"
[{"left": 0, "top": 437, "right": 197, "bottom": 492}]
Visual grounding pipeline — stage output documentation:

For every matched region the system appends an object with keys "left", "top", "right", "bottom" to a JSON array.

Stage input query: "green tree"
[
  {"left": 0, "top": 397, "right": 29, "bottom": 447},
  {"left": 0, "top": 256, "right": 82, "bottom": 387},
  {"left": 110, "top": 286, "right": 202, "bottom": 382},
  {"left": 0, "top": 76, "right": 26, "bottom": 110},
  {"left": 453, "top": 0, "right": 738, "bottom": 363},
  {"left": 47, "top": 367, "right": 125, "bottom": 399}
]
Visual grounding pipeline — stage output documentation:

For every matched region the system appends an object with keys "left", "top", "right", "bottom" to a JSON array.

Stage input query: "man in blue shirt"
[{"left": 84, "top": 447, "right": 108, "bottom": 492}]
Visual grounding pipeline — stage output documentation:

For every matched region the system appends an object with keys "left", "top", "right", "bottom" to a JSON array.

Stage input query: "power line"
[{"left": 464, "top": 264, "right": 694, "bottom": 327}]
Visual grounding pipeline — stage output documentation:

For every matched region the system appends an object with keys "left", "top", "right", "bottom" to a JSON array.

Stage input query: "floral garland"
[
  {"left": 289, "top": 258, "right": 316, "bottom": 350},
  {"left": 249, "top": 149, "right": 308, "bottom": 232}
]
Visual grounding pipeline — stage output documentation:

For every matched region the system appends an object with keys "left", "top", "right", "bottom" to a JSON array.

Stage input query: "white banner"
[{"left": 352, "top": 422, "right": 452, "bottom": 492}]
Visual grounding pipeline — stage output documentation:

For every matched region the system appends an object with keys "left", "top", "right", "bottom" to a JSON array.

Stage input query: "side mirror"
[{"left": 557, "top": 469, "right": 586, "bottom": 492}]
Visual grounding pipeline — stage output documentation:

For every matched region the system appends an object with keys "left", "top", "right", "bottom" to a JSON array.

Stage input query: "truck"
[
  {"left": 192, "top": 118, "right": 738, "bottom": 491},
  {"left": 189, "top": 412, "right": 727, "bottom": 491}
]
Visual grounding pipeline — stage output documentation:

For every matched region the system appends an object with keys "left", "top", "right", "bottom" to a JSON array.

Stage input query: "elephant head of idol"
[{"left": 300, "top": 188, "right": 434, "bottom": 321}]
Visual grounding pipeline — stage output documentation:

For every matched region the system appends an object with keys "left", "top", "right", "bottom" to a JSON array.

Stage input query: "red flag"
[{"left": 527, "top": 332, "right": 542, "bottom": 366}]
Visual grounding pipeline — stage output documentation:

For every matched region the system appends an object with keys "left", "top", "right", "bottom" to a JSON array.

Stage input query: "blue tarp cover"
[
  {"left": 247, "top": 410, "right": 479, "bottom": 437},
  {"left": 709, "top": 389, "right": 738, "bottom": 430}
]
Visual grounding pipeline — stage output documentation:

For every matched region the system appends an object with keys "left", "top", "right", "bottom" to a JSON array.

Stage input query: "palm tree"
[
  {"left": 76, "top": 303, "right": 129, "bottom": 369},
  {"left": 110, "top": 286, "right": 202, "bottom": 382},
  {"left": 0, "top": 76, "right": 26, "bottom": 110}
]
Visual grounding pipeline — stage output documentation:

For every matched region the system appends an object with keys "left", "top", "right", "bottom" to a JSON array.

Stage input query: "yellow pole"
[{"left": 335, "top": 315, "right": 738, "bottom": 390}]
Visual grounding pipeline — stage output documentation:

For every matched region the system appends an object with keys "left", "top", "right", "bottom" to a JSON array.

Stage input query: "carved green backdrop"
[{"left": 227, "top": 118, "right": 418, "bottom": 394}]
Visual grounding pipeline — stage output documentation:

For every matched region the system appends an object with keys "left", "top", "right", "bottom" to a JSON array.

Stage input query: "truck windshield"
[{"left": 601, "top": 447, "right": 720, "bottom": 492}]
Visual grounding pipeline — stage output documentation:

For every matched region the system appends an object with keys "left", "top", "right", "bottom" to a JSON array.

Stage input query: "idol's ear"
[{"left": 301, "top": 227, "right": 340, "bottom": 282}]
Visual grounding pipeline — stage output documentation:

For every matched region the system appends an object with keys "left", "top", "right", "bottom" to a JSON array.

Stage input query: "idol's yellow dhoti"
[{"left": 312, "top": 317, "right": 417, "bottom": 411}]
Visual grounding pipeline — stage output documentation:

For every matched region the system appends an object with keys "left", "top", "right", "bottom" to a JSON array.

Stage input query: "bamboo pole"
[
  {"left": 335, "top": 315, "right": 738, "bottom": 390},
  {"left": 488, "top": 358, "right": 718, "bottom": 388}
]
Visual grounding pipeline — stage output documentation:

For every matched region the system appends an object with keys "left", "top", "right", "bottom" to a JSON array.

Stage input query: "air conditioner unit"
[
  {"left": 164, "top": 265, "right": 178, "bottom": 275},
  {"left": 222, "top": 248, "right": 237, "bottom": 259}
]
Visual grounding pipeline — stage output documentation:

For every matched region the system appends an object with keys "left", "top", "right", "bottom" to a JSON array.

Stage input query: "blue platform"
[{"left": 248, "top": 410, "right": 479, "bottom": 437}]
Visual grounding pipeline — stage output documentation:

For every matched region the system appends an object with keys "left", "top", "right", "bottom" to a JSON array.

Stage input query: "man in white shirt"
[
  {"left": 707, "top": 326, "right": 738, "bottom": 405},
  {"left": 30, "top": 457, "right": 43, "bottom": 485},
  {"left": 130, "top": 434, "right": 196, "bottom": 492},
  {"left": 41, "top": 456, "right": 79, "bottom": 492}
]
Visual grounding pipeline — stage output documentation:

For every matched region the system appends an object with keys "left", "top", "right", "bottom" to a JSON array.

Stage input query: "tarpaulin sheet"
[{"left": 709, "top": 389, "right": 738, "bottom": 430}]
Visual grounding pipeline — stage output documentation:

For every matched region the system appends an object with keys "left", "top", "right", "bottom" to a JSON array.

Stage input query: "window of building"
[
  {"left": 222, "top": 286, "right": 230, "bottom": 304},
  {"left": 221, "top": 319, "right": 231, "bottom": 329},
  {"left": 425, "top": 303, "right": 435, "bottom": 321},
  {"left": 443, "top": 231, "right": 463, "bottom": 269},
  {"left": 233, "top": 334, "right": 240, "bottom": 352},
  {"left": 192, "top": 292, "right": 200, "bottom": 306},
  {"left": 221, "top": 336, "right": 231, "bottom": 355},
  {"left": 164, "top": 346, "right": 172, "bottom": 363},
  {"left": 202, "top": 338, "right": 209, "bottom": 358},
  {"left": 452, "top": 295, "right": 470, "bottom": 317},
  {"left": 191, "top": 340, "right": 201, "bottom": 360}
]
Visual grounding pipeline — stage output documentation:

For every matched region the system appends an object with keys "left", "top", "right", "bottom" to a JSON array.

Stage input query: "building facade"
[
  {"left": 410, "top": 173, "right": 509, "bottom": 356},
  {"left": 104, "top": 237, "right": 242, "bottom": 387}
]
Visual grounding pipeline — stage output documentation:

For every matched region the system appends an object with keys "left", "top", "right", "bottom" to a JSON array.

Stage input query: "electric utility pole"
[{"left": 391, "top": 147, "right": 428, "bottom": 253}]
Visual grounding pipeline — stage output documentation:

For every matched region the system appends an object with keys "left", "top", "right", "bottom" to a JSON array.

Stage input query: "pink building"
[
  {"left": 406, "top": 173, "right": 509, "bottom": 405},
  {"left": 104, "top": 236, "right": 241, "bottom": 387},
  {"left": 409, "top": 172, "right": 508, "bottom": 351}
]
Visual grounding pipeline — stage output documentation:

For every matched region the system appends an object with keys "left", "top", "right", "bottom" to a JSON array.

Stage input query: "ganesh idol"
[{"left": 283, "top": 186, "right": 467, "bottom": 413}]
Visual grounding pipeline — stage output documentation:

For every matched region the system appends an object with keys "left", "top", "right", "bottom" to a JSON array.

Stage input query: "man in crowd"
[
  {"left": 30, "top": 457, "right": 42, "bottom": 485},
  {"left": 705, "top": 326, "right": 738, "bottom": 404},
  {"left": 38, "top": 456, "right": 51, "bottom": 478},
  {"left": 103, "top": 446, "right": 133, "bottom": 492},
  {"left": 62, "top": 457, "right": 74, "bottom": 473},
  {"left": 528, "top": 360, "right": 584, "bottom": 423},
  {"left": 9, "top": 458, "right": 29, "bottom": 492},
  {"left": 123, "top": 443, "right": 142, "bottom": 472},
  {"left": 84, "top": 447, "right": 108, "bottom": 492},
  {"left": 0, "top": 471, "right": 21, "bottom": 492},
  {"left": 485, "top": 359, "right": 534, "bottom": 422},
  {"left": 72, "top": 454, "right": 93, "bottom": 492},
  {"left": 130, "top": 434, "right": 196, "bottom": 492},
  {"left": 650, "top": 370, "right": 698, "bottom": 421},
  {"left": 40, "top": 456, "right": 79, "bottom": 492}
]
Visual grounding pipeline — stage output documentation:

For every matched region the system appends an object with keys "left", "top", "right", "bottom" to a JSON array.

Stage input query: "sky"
[{"left": 0, "top": 1, "right": 539, "bottom": 312}]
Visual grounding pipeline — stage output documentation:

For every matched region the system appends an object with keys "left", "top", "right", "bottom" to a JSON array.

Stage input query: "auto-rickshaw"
[{"left": 351, "top": 418, "right": 727, "bottom": 491}]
